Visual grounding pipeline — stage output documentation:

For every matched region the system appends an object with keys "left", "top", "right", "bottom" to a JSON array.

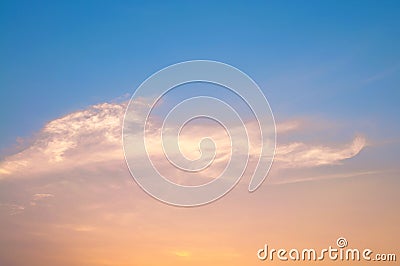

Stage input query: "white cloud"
[
  {"left": 275, "top": 135, "right": 366, "bottom": 168},
  {"left": 0, "top": 100, "right": 366, "bottom": 179},
  {"left": 0, "top": 102, "right": 126, "bottom": 178}
]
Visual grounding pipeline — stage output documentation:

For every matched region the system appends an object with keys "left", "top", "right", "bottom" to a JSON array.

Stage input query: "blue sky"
[{"left": 1, "top": 0, "right": 399, "bottom": 151}]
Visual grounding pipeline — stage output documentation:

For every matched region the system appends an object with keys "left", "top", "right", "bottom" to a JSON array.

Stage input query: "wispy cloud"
[
  {"left": 362, "top": 63, "right": 400, "bottom": 84},
  {"left": 33, "top": 193, "right": 54, "bottom": 199},
  {"left": 275, "top": 135, "right": 366, "bottom": 168},
  {"left": 0, "top": 102, "right": 126, "bottom": 178},
  {"left": 55, "top": 224, "right": 97, "bottom": 232},
  {"left": 0, "top": 100, "right": 366, "bottom": 181},
  {"left": 30, "top": 193, "right": 55, "bottom": 206},
  {"left": 273, "top": 170, "right": 379, "bottom": 185},
  {"left": 0, "top": 203, "right": 25, "bottom": 215}
]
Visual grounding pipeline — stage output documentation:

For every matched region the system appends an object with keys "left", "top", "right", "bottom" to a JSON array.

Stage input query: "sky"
[{"left": 0, "top": 1, "right": 399, "bottom": 265}]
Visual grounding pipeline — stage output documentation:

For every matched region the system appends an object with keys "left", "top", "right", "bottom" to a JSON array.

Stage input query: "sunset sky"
[{"left": 1, "top": 1, "right": 399, "bottom": 265}]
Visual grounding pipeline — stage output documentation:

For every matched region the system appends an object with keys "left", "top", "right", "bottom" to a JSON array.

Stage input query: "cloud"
[
  {"left": 55, "top": 224, "right": 97, "bottom": 232},
  {"left": 0, "top": 203, "right": 25, "bottom": 215},
  {"left": 275, "top": 135, "right": 366, "bottom": 168},
  {"left": 0, "top": 100, "right": 366, "bottom": 180},
  {"left": 275, "top": 119, "right": 302, "bottom": 134},
  {"left": 362, "top": 63, "right": 400, "bottom": 84},
  {"left": 33, "top": 193, "right": 54, "bottom": 200},
  {"left": 30, "top": 193, "right": 55, "bottom": 206},
  {"left": 273, "top": 170, "right": 380, "bottom": 185},
  {"left": 0, "top": 102, "right": 126, "bottom": 178}
]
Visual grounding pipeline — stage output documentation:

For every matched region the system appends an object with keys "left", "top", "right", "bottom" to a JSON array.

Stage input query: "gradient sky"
[
  {"left": 0, "top": 1, "right": 399, "bottom": 265},
  {"left": 1, "top": 0, "right": 400, "bottom": 149}
]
